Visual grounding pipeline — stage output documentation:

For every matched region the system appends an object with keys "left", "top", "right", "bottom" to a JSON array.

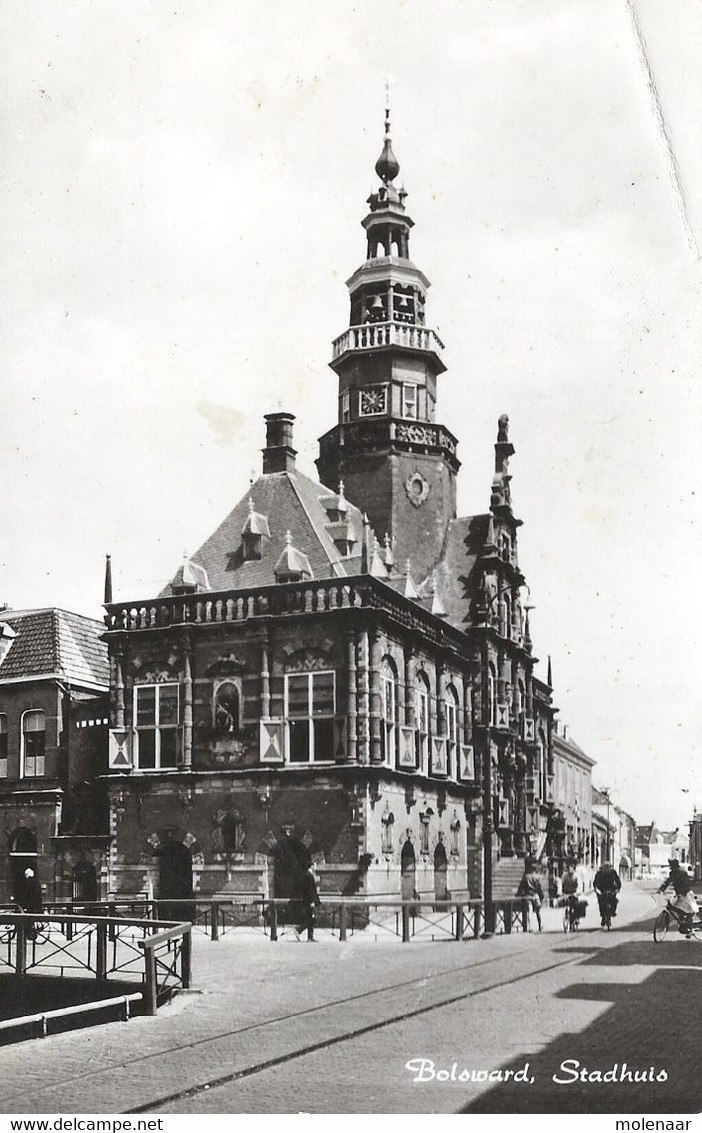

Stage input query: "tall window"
[
  {"left": 380, "top": 658, "right": 399, "bottom": 765},
  {"left": 341, "top": 390, "right": 351, "bottom": 423},
  {"left": 488, "top": 665, "right": 497, "bottom": 726},
  {"left": 402, "top": 383, "right": 418, "bottom": 419},
  {"left": 134, "top": 684, "right": 180, "bottom": 769},
  {"left": 0, "top": 713, "right": 7, "bottom": 778},
  {"left": 21, "top": 710, "right": 45, "bottom": 778},
  {"left": 445, "top": 685, "right": 459, "bottom": 777},
  {"left": 286, "top": 671, "right": 335, "bottom": 763},
  {"left": 415, "top": 673, "right": 430, "bottom": 772}
]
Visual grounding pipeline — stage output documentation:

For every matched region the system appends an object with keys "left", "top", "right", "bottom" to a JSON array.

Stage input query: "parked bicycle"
[{"left": 652, "top": 896, "right": 702, "bottom": 942}]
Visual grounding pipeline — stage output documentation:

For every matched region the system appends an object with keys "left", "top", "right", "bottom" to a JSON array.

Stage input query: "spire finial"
[
  {"left": 375, "top": 83, "right": 400, "bottom": 184},
  {"left": 104, "top": 553, "right": 113, "bottom": 605}
]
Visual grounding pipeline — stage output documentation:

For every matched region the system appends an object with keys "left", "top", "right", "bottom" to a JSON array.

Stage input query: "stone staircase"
[{"left": 492, "top": 856, "right": 526, "bottom": 900}]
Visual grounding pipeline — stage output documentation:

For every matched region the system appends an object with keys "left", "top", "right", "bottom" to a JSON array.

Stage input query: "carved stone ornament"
[
  {"left": 405, "top": 470, "right": 430, "bottom": 508},
  {"left": 285, "top": 647, "right": 332, "bottom": 673},
  {"left": 206, "top": 652, "right": 246, "bottom": 676}
]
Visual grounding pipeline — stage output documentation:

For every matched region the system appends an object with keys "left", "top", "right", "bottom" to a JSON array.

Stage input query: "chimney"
[{"left": 263, "top": 412, "right": 296, "bottom": 474}]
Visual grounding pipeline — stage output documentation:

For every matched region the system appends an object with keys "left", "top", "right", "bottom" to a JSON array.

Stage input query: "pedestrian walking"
[
  {"left": 516, "top": 859, "right": 544, "bottom": 931},
  {"left": 296, "top": 866, "right": 320, "bottom": 942},
  {"left": 17, "top": 866, "right": 44, "bottom": 940}
]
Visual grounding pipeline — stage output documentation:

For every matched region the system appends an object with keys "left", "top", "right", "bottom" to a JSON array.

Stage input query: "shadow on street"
[{"left": 461, "top": 949, "right": 700, "bottom": 1114}]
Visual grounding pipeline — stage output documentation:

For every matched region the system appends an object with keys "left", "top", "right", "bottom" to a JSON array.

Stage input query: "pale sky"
[{"left": 2, "top": 1, "right": 700, "bottom": 830}]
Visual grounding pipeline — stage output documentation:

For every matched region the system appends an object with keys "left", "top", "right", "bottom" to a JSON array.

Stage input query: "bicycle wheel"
[
  {"left": 653, "top": 910, "right": 669, "bottom": 942},
  {"left": 562, "top": 908, "right": 571, "bottom": 933}
]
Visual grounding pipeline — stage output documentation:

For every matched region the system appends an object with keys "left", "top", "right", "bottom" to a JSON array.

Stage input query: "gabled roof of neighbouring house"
[{"left": 0, "top": 609, "right": 109, "bottom": 689}]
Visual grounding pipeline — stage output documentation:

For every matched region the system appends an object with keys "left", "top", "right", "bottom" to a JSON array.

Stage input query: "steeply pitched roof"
[
  {"left": 0, "top": 609, "right": 109, "bottom": 689},
  {"left": 161, "top": 468, "right": 372, "bottom": 594},
  {"left": 418, "top": 514, "right": 487, "bottom": 631}
]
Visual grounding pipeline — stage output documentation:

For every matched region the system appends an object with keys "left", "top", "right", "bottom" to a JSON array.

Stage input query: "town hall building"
[{"left": 101, "top": 111, "right": 556, "bottom": 915}]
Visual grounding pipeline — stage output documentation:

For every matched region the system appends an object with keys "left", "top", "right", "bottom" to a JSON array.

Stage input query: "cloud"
[{"left": 196, "top": 400, "right": 246, "bottom": 446}]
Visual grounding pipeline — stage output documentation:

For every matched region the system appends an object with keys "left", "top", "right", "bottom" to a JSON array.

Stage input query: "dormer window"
[
  {"left": 242, "top": 498, "right": 270, "bottom": 562},
  {"left": 275, "top": 531, "right": 312, "bottom": 584},
  {"left": 0, "top": 622, "right": 16, "bottom": 666},
  {"left": 242, "top": 531, "right": 262, "bottom": 562}
]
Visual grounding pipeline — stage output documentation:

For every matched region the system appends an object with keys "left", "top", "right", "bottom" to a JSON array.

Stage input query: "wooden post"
[
  {"left": 505, "top": 902, "right": 512, "bottom": 934},
  {"left": 143, "top": 945, "right": 158, "bottom": 1016},
  {"left": 474, "top": 903, "right": 482, "bottom": 939},
  {"left": 339, "top": 902, "right": 347, "bottom": 942},
  {"left": 108, "top": 902, "right": 117, "bottom": 942},
  {"left": 15, "top": 922, "right": 26, "bottom": 977},
  {"left": 96, "top": 922, "right": 107, "bottom": 981},
  {"left": 211, "top": 901, "right": 220, "bottom": 941},
  {"left": 66, "top": 905, "right": 74, "bottom": 942},
  {"left": 401, "top": 903, "right": 411, "bottom": 943},
  {"left": 181, "top": 929, "right": 192, "bottom": 989},
  {"left": 455, "top": 903, "right": 464, "bottom": 941},
  {"left": 269, "top": 899, "right": 278, "bottom": 941}
]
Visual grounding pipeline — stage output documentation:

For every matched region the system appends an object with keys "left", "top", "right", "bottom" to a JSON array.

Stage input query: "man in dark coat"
[
  {"left": 18, "top": 867, "right": 44, "bottom": 940},
  {"left": 296, "top": 867, "right": 320, "bottom": 942},
  {"left": 516, "top": 860, "right": 544, "bottom": 930},
  {"left": 593, "top": 861, "right": 622, "bottom": 925}
]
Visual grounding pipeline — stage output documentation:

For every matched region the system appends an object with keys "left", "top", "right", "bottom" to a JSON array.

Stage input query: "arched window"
[
  {"left": 0, "top": 713, "right": 7, "bottom": 778},
  {"left": 9, "top": 827, "right": 37, "bottom": 896},
  {"left": 444, "top": 684, "right": 459, "bottom": 778},
  {"left": 21, "top": 710, "right": 46, "bottom": 778},
  {"left": 214, "top": 680, "right": 242, "bottom": 736},
  {"left": 488, "top": 665, "right": 497, "bottom": 727},
  {"left": 380, "top": 658, "right": 399, "bottom": 766},
  {"left": 415, "top": 672, "right": 430, "bottom": 772}
]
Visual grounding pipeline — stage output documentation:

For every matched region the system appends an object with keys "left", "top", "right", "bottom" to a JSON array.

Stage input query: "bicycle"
[
  {"left": 652, "top": 897, "right": 702, "bottom": 942},
  {"left": 562, "top": 895, "right": 581, "bottom": 933},
  {"left": 596, "top": 890, "right": 618, "bottom": 930}
]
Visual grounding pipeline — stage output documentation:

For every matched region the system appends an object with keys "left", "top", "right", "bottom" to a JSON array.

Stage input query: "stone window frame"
[
  {"left": 284, "top": 669, "right": 336, "bottom": 764},
  {"left": 415, "top": 671, "right": 431, "bottom": 774},
  {"left": 133, "top": 682, "right": 181, "bottom": 770},
  {"left": 380, "top": 656, "right": 399, "bottom": 767},
  {"left": 444, "top": 683, "right": 459, "bottom": 778}
]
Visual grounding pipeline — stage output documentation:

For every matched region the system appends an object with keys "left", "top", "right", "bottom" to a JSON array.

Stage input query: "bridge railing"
[{"left": 0, "top": 912, "right": 191, "bottom": 1015}]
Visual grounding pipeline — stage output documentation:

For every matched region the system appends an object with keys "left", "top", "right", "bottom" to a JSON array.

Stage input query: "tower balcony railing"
[{"left": 332, "top": 320, "right": 444, "bottom": 361}]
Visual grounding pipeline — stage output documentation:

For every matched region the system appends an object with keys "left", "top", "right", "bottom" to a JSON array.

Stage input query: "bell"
[
  {"left": 397, "top": 295, "right": 410, "bottom": 308},
  {"left": 369, "top": 295, "right": 384, "bottom": 311}
]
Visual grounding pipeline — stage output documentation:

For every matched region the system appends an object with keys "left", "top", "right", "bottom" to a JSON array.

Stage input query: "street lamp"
[{"left": 601, "top": 787, "right": 611, "bottom": 862}]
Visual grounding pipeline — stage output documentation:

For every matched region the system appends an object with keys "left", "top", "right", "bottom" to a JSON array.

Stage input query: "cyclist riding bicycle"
[
  {"left": 593, "top": 860, "right": 621, "bottom": 926},
  {"left": 561, "top": 862, "right": 581, "bottom": 927},
  {"left": 658, "top": 859, "right": 698, "bottom": 938}
]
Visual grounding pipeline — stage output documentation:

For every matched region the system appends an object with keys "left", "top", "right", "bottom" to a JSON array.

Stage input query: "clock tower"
[{"left": 316, "top": 107, "right": 460, "bottom": 583}]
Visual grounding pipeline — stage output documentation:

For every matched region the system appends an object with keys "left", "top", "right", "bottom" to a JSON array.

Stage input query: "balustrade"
[{"left": 332, "top": 320, "right": 444, "bottom": 360}]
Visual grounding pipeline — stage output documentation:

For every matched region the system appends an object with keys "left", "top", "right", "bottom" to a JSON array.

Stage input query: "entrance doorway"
[
  {"left": 9, "top": 828, "right": 38, "bottom": 898},
  {"left": 72, "top": 860, "right": 98, "bottom": 903},
  {"left": 158, "top": 841, "right": 194, "bottom": 922},
  {"left": 400, "top": 840, "right": 416, "bottom": 903},
  {"left": 434, "top": 841, "right": 448, "bottom": 904}
]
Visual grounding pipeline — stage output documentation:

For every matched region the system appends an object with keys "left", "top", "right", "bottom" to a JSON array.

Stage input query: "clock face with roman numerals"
[{"left": 359, "top": 386, "right": 387, "bottom": 416}]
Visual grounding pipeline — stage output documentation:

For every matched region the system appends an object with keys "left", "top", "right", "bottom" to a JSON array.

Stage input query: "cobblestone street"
[{"left": 0, "top": 882, "right": 699, "bottom": 1115}]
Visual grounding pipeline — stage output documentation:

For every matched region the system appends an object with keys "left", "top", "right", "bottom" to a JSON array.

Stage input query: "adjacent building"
[{"left": 0, "top": 607, "right": 109, "bottom": 903}]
